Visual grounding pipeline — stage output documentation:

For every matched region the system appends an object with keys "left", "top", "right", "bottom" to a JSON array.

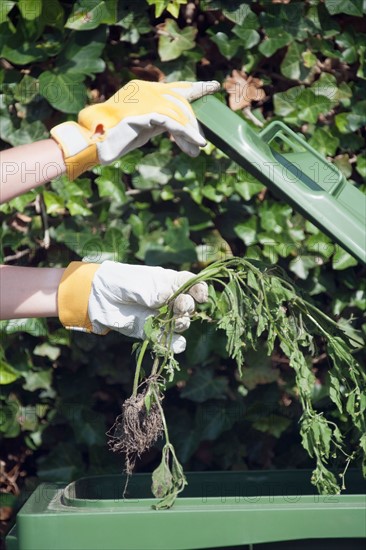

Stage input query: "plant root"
[{"left": 107, "top": 384, "right": 163, "bottom": 475}]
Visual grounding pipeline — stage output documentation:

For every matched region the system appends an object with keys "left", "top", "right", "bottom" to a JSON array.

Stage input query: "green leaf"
[
  {"left": 0, "top": 397, "right": 20, "bottom": 437},
  {"left": 0, "top": 359, "right": 22, "bottom": 384},
  {"left": 43, "top": 190, "right": 65, "bottom": 215},
  {"left": 297, "top": 89, "right": 332, "bottom": 124},
  {"left": 180, "top": 368, "right": 228, "bottom": 403},
  {"left": 56, "top": 27, "right": 106, "bottom": 75},
  {"left": 39, "top": 71, "right": 86, "bottom": 113},
  {"left": 234, "top": 217, "right": 257, "bottom": 246},
  {"left": 196, "top": 401, "right": 239, "bottom": 441},
  {"left": 356, "top": 154, "right": 366, "bottom": 178},
  {"left": 232, "top": 26, "right": 260, "bottom": 50},
  {"left": 328, "top": 372, "right": 343, "bottom": 413},
  {"left": 239, "top": 348, "right": 279, "bottom": 390},
  {"left": 23, "top": 370, "right": 53, "bottom": 392},
  {"left": 66, "top": 196, "right": 93, "bottom": 216},
  {"left": 346, "top": 101, "right": 366, "bottom": 132},
  {"left": 209, "top": 32, "right": 240, "bottom": 59},
  {"left": 140, "top": 217, "right": 197, "bottom": 266},
  {"left": 254, "top": 414, "right": 291, "bottom": 438},
  {"left": 33, "top": 343, "right": 61, "bottom": 361},
  {"left": 234, "top": 179, "right": 264, "bottom": 201},
  {"left": 308, "top": 127, "right": 340, "bottom": 157},
  {"left": 281, "top": 42, "right": 307, "bottom": 81},
  {"left": 332, "top": 247, "right": 358, "bottom": 270},
  {"left": 333, "top": 154, "right": 352, "bottom": 178},
  {"left": 0, "top": 318, "right": 48, "bottom": 337},
  {"left": 325, "top": 0, "right": 363, "bottom": 17},
  {"left": 5, "top": 120, "right": 49, "bottom": 146},
  {"left": 41, "top": 0, "right": 64, "bottom": 30},
  {"left": 65, "top": 0, "right": 117, "bottom": 30},
  {"left": 158, "top": 19, "right": 197, "bottom": 61},
  {"left": 259, "top": 30, "right": 292, "bottom": 58},
  {"left": 18, "top": 0, "right": 42, "bottom": 20},
  {"left": 136, "top": 152, "right": 172, "bottom": 186},
  {"left": 1, "top": 31, "right": 47, "bottom": 64},
  {"left": 13, "top": 75, "right": 39, "bottom": 104},
  {"left": 273, "top": 86, "right": 303, "bottom": 117},
  {"left": 0, "top": 2, "right": 15, "bottom": 24}
]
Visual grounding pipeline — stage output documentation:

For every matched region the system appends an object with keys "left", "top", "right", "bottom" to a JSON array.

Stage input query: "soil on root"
[{"left": 107, "top": 385, "right": 163, "bottom": 475}]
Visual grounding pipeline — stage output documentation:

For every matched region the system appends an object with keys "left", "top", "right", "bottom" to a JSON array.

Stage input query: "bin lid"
[{"left": 192, "top": 96, "right": 366, "bottom": 265}]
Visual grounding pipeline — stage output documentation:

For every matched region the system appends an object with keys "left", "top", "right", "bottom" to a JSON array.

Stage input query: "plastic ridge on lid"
[{"left": 192, "top": 96, "right": 366, "bottom": 265}]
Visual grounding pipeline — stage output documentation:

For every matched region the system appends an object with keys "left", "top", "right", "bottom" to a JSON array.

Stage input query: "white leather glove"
[
  {"left": 58, "top": 261, "right": 208, "bottom": 354},
  {"left": 50, "top": 79, "right": 220, "bottom": 180}
]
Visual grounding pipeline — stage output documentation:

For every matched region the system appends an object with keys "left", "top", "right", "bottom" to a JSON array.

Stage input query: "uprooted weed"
[{"left": 106, "top": 257, "right": 366, "bottom": 510}]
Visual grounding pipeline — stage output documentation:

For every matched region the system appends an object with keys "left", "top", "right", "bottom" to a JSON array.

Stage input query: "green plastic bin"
[
  {"left": 192, "top": 96, "right": 366, "bottom": 265},
  {"left": 5, "top": 470, "right": 366, "bottom": 550}
]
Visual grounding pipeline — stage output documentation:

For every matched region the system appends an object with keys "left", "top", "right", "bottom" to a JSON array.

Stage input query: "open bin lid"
[{"left": 192, "top": 96, "right": 366, "bottom": 265}]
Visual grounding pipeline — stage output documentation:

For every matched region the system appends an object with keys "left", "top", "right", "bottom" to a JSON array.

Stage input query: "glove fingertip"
[{"left": 171, "top": 334, "right": 187, "bottom": 354}]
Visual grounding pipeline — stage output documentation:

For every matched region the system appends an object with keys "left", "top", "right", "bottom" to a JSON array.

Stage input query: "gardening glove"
[
  {"left": 50, "top": 79, "right": 220, "bottom": 180},
  {"left": 57, "top": 261, "right": 208, "bottom": 354}
]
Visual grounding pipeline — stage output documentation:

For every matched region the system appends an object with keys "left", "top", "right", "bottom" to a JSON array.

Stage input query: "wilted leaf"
[{"left": 224, "top": 70, "right": 265, "bottom": 110}]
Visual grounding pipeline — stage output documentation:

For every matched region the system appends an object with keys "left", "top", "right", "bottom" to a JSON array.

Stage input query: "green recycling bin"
[{"left": 5, "top": 470, "right": 366, "bottom": 550}]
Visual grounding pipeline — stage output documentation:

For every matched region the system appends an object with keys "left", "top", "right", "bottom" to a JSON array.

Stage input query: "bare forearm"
[
  {"left": 0, "top": 265, "right": 65, "bottom": 319},
  {"left": 0, "top": 139, "right": 66, "bottom": 203}
]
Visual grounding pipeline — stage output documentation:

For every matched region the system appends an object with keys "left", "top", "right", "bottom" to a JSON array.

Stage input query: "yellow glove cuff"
[
  {"left": 50, "top": 122, "right": 99, "bottom": 180},
  {"left": 58, "top": 261, "right": 101, "bottom": 332}
]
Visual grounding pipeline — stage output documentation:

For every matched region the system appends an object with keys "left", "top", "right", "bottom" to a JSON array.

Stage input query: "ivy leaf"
[
  {"left": 0, "top": 358, "right": 22, "bottom": 385},
  {"left": 158, "top": 19, "right": 197, "bottom": 61},
  {"left": 147, "top": 0, "right": 186, "bottom": 18},
  {"left": 39, "top": 71, "right": 86, "bottom": 113},
  {"left": 239, "top": 348, "right": 279, "bottom": 390},
  {"left": 209, "top": 32, "right": 240, "bottom": 59},
  {"left": 0, "top": 397, "right": 20, "bottom": 437},
  {"left": 196, "top": 401, "right": 239, "bottom": 441},
  {"left": 136, "top": 152, "right": 172, "bottom": 187},
  {"left": 273, "top": 86, "right": 303, "bottom": 117},
  {"left": 333, "top": 154, "right": 352, "bottom": 178},
  {"left": 280, "top": 42, "right": 307, "bottom": 81},
  {"left": 65, "top": 0, "right": 117, "bottom": 30},
  {"left": 56, "top": 27, "right": 106, "bottom": 75},
  {"left": 259, "top": 30, "right": 292, "bottom": 58},
  {"left": 297, "top": 89, "right": 332, "bottom": 123},
  {"left": 325, "top": 0, "right": 363, "bottom": 17},
  {"left": 232, "top": 26, "right": 260, "bottom": 50},
  {"left": 23, "top": 370, "right": 53, "bottom": 392},
  {"left": 43, "top": 190, "right": 65, "bottom": 215},
  {"left": 180, "top": 368, "right": 228, "bottom": 403},
  {"left": 308, "top": 127, "right": 340, "bottom": 157},
  {"left": 0, "top": 318, "right": 48, "bottom": 337},
  {"left": 0, "top": 2, "right": 15, "bottom": 24},
  {"left": 332, "top": 247, "right": 358, "bottom": 270},
  {"left": 18, "top": 0, "right": 42, "bottom": 20},
  {"left": 5, "top": 120, "right": 48, "bottom": 146},
  {"left": 356, "top": 155, "right": 366, "bottom": 178}
]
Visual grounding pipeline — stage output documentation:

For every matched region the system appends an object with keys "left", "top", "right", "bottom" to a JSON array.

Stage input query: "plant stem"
[{"left": 132, "top": 339, "right": 149, "bottom": 397}]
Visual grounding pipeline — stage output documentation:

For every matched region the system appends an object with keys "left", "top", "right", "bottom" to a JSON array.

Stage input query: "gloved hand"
[
  {"left": 51, "top": 79, "right": 220, "bottom": 180},
  {"left": 58, "top": 261, "right": 208, "bottom": 354}
]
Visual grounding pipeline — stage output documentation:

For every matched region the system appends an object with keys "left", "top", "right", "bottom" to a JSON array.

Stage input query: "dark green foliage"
[{"left": 1, "top": 0, "right": 365, "bottom": 519}]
